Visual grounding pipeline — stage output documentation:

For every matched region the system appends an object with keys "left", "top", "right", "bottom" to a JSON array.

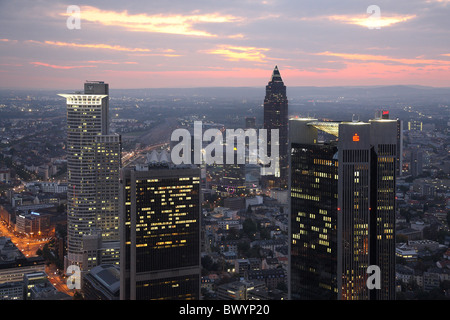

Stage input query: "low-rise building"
[
  {"left": 396, "top": 265, "right": 415, "bottom": 283},
  {"left": 408, "top": 240, "right": 440, "bottom": 252},
  {"left": 423, "top": 271, "right": 441, "bottom": 291},
  {"left": 82, "top": 264, "right": 120, "bottom": 300},
  {"left": 0, "top": 281, "right": 23, "bottom": 300},
  {"left": 216, "top": 280, "right": 266, "bottom": 300},
  {"left": 0, "top": 237, "right": 46, "bottom": 284},
  {"left": 396, "top": 243, "right": 418, "bottom": 261},
  {"left": 397, "top": 228, "right": 423, "bottom": 241},
  {"left": 247, "top": 268, "right": 286, "bottom": 289},
  {"left": 15, "top": 211, "right": 51, "bottom": 237}
]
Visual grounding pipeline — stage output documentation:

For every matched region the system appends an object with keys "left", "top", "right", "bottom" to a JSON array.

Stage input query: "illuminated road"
[
  {"left": 0, "top": 221, "right": 48, "bottom": 257},
  {"left": 46, "top": 264, "right": 74, "bottom": 297},
  {"left": 0, "top": 222, "right": 74, "bottom": 297},
  {"left": 122, "top": 142, "right": 168, "bottom": 167}
]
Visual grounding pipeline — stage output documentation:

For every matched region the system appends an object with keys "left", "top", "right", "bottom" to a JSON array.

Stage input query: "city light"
[{"left": 0, "top": 0, "right": 448, "bottom": 310}]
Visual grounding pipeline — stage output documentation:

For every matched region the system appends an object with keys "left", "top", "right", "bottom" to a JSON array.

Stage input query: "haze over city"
[{"left": 0, "top": 0, "right": 449, "bottom": 310}]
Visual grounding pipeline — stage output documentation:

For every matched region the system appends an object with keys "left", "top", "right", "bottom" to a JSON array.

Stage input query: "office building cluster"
[
  {"left": 56, "top": 70, "right": 400, "bottom": 300},
  {"left": 5, "top": 66, "right": 445, "bottom": 301}
]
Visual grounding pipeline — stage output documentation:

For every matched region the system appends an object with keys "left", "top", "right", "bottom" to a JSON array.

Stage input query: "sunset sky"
[{"left": 1, "top": 0, "right": 450, "bottom": 89}]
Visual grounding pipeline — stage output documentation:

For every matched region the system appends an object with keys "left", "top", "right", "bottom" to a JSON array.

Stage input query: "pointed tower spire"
[
  {"left": 271, "top": 65, "right": 282, "bottom": 82},
  {"left": 263, "top": 65, "right": 288, "bottom": 189}
]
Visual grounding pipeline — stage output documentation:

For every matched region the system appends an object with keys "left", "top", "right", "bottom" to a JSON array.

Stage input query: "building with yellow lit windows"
[
  {"left": 58, "top": 81, "right": 121, "bottom": 273},
  {"left": 119, "top": 150, "right": 201, "bottom": 300},
  {"left": 289, "top": 116, "right": 398, "bottom": 300}
]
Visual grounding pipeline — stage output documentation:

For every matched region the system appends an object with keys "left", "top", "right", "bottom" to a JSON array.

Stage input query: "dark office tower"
[
  {"left": 290, "top": 119, "right": 339, "bottom": 300},
  {"left": 245, "top": 117, "right": 256, "bottom": 129},
  {"left": 120, "top": 151, "right": 201, "bottom": 300},
  {"left": 375, "top": 110, "right": 403, "bottom": 177},
  {"left": 59, "top": 81, "right": 121, "bottom": 272},
  {"left": 263, "top": 66, "right": 288, "bottom": 189},
  {"left": 289, "top": 117, "right": 397, "bottom": 300},
  {"left": 338, "top": 120, "right": 397, "bottom": 300},
  {"left": 367, "top": 119, "right": 397, "bottom": 301},
  {"left": 396, "top": 119, "right": 403, "bottom": 177}
]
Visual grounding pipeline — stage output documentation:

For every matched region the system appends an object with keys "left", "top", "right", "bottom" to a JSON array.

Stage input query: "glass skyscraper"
[
  {"left": 290, "top": 141, "right": 338, "bottom": 299},
  {"left": 290, "top": 117, "right": 397, "bottom": 300}
]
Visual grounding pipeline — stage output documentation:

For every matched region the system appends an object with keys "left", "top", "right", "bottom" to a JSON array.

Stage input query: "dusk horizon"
[
  {"left": 0, "top": 0, "right": 449, "bottom": 308},
  {"left": 1, "top": 1, "right": 450, "bottom": 89},
  {"left": 2, "top": 82, "right": 450, "bottom": 91}
]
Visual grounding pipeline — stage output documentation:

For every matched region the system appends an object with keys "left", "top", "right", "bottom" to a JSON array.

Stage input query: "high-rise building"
[
  {"left": 290, "top": 117, "right": 397, "bottom": 300},
  {"left": 410, "top": 148, "right": 423, "bottom": 177},
  {"left": 396, "top": 119, "right": 403, "bottom": 177},
  {"left": 263, "top": 66, "right": 289, "bottom": 189},
  {"left": 120, "top": 150, "right": 201, "bottom": 300},
  {"left": 289, "top": 119, "right": 339, "bottom": 300},
  {"left": 209, "top": 162, "right": 246, "bottom": 195},
  {"left": 58, "top": 81, "right": 121, "bottom": 272},
  {"left": 94, "top": 134, "right": 122, "bottom": 242},
  {"left": 407, "top": 120, "right": 422, "bottom": 131},
  {"left": 375, "top": 110, "right": 403, "bottom": 176}
]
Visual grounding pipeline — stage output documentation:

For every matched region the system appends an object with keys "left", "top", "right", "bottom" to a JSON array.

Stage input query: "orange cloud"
[
  {"left": 227, "top": 34, "right": 246, "bottom": 39},
  {"left": 85, "top": 60, "right": 138, "bottom": 65},
  {"left": 62, "top": 6, "right": 242, "bottom": 37},
  {"left": 0, "top": 38, "right": 18, "bottom": 43},
  {"left": 301, "top": 13, "right": 415, "bottom": 29},
  {"left": 34, "top": 40, "right": 152, "bottom": 52},
  {"left": 30, "top": 62, "right": 96, "bottom": 69},
  {"left": 328, "top": 14, "right": 416, "bottom": 29},
  {"left": 28, "top": 40, "right": 180, "bottom": 56},
  {"left": 203, "top": 45, "right": 270, "bottom": 62}
]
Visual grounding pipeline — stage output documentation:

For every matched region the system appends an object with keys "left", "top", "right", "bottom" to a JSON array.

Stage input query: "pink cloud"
[{"left": 30, "top": 62, "right": 97, "bottom": 69}]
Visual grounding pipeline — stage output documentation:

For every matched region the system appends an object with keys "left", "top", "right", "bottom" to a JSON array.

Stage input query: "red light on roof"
[
  {"left": 353, "top": 134, "right": 360, "bottom": 142},
  {"left": 382, "top": 110, "right": 389, "bottom": 115}
]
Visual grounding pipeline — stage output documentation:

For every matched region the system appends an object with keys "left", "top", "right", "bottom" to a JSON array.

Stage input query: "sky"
[{"left": 0, "top": 0, "right": 450, "bottom": 90}]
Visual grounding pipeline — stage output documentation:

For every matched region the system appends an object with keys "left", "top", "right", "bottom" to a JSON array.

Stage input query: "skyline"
[
  {"left": 1, "top": 1, "right": 450, "bottom": 89},
  {"left": 0, "top": 68, "right": 449, "bottom": 302}
]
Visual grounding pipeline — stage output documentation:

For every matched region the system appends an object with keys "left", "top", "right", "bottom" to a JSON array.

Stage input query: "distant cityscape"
[{"left": 0, "top": 66, "right": 449, "bottom": 301}]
